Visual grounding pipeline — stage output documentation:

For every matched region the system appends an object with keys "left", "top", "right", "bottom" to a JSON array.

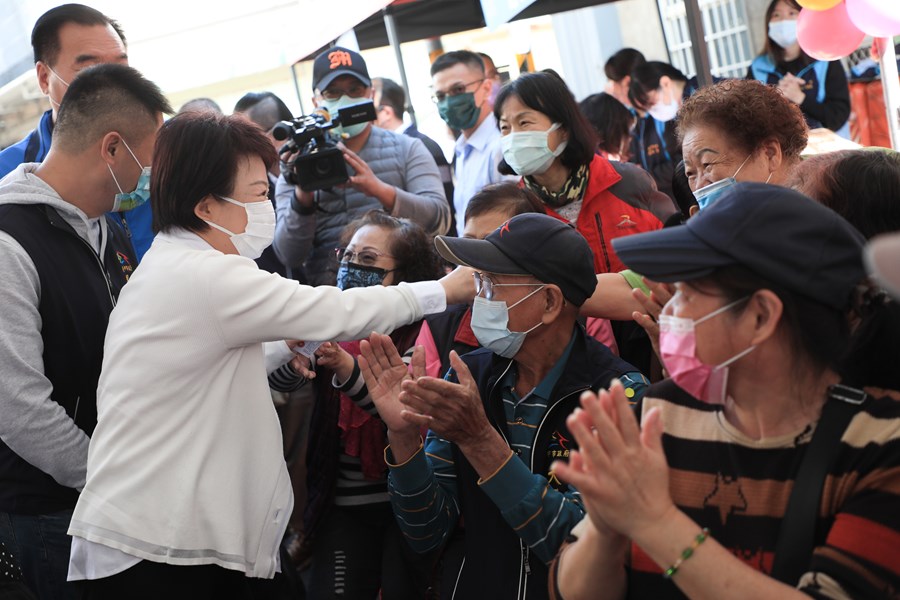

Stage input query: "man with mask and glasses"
[
  {"left": 0, "top": 64, "right": 170, "bottom": 600},
  {"left": 0, "top": 4, "right": 159, "bottom": 262},
  {"left": 358, "top": 213, "right": 648, "bottom": 599},
  {"left": 274, "top": 47, "right": 449, "bottom": 286},
  {"left": 431, "top": 50, "right": 517, "bottom": 236}
]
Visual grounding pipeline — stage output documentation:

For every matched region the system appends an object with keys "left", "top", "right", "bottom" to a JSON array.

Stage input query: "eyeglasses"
[
  {"left": 335, "top": 247, "right": 395, "bottom": 266},
  {"left": 320, "top": 82, "right": 369, "bottom": 101},
  {"left": 431, "top": 79, "right": 485, "bottom": 103},
  {"left": 473, "top": 272, "right": 544, "bottom": 301}
]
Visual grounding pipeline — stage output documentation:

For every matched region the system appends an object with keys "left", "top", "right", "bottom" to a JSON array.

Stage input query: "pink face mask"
[{"left": 658, "top": 297, "right": 755, "bottom": 404}]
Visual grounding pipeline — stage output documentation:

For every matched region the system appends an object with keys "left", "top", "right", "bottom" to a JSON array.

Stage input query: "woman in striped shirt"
[{"left": 549, "top": 183, "right": 900, "bottom": 599}]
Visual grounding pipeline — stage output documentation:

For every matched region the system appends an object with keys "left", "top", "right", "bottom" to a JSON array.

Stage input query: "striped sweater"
[{"left": 552, "top": 381, "right": 900, "bottom": 599}]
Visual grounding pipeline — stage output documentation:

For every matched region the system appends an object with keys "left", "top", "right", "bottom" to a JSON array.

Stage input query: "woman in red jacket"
[{"left": 494, "top": 71, "right": 677, "bottom": 274}]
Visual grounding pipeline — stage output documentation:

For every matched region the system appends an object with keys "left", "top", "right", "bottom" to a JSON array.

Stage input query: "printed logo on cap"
[
  {"left": 329, "top": 51, "right": 353, "bottom": 70},
  {"left": 498, "top": 220, "right": 512, "bottom": 237}
]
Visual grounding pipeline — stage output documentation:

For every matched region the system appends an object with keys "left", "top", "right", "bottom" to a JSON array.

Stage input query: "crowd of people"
[{"left": 0, "top": 2, "right": 898, "bottom": 600}]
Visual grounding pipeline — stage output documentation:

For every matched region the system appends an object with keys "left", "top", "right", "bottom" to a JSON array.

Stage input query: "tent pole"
[
  {"left": 878, "top": 38, "right": 900, "bottom": 151},
  {"left": 290, "top": 62, "right": 305, "bottom": 115},
  {"left": 684, "top": 0, "right": 713, "bottom": 87},
  {"left": 383, "top": 7, "right": 417, "bottom": 127}
]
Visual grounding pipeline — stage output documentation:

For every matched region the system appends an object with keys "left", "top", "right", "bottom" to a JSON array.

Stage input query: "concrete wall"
[{"left": 616, "top": 0, "right": 671, "bottom": 62}]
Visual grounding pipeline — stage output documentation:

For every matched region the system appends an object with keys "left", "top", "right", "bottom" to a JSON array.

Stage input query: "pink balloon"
[
  {"left": 847, "top": 0, "right": 900, "bottom": 38},
  {"left": 797, "top": 4, "right": 866, "bottom": 60}
]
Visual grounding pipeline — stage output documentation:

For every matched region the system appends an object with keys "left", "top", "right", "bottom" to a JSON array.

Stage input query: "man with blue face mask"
[
  {"left": 274, "top": 47, "right": 449, "bottom": 286},
  {"left": 0, "top": 64, "right": 170, "bottom": 600},
  {"left": 358, "top": 213, "right": 649, "bottom": 599}
]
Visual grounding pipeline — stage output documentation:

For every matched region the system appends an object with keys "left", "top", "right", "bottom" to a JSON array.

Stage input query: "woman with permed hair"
[{"left": 676, "top": 78, "right": 808, "bottom": 213}]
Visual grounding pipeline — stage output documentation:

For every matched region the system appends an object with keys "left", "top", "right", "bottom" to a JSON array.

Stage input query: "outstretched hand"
[{"left": 552, "top": 380, "right": 674, "bottom": 540}]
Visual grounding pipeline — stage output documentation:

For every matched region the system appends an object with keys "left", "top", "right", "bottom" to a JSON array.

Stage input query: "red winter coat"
[{"left": 542, "top": 155, "right": 676, "bottom": 274}]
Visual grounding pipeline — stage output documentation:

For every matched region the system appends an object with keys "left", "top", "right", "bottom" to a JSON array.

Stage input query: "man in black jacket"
[
  {"left": 0, "top": 64, "right": 170, "bottom": 600},
  {"left": 360, "top": 213, "right": 648, "bottom": 599}
]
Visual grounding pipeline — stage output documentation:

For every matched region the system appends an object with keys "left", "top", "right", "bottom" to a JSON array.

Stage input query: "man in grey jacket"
[
  {"left": 0, "top": 64, "right": 170, "bottom": 600},
  {"left": 274, "top": 47, "right": 450, "bottom": 286}
]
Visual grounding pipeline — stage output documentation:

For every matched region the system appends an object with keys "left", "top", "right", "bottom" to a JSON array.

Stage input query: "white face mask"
[
  {"left": 648, "top": 92, "right": 679, "bottom": 123},
  {"left": 204, "top": 196, "right": 275, "bottom": 259},
  {"left": 768, "top": 20, "right": 798, "bottom": 49},
  {"left": 501, "top": 122, "right": 568, "bottom": 176}
]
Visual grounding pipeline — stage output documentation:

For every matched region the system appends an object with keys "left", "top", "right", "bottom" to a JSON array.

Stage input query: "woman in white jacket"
[{"left": 67, "top": 112, "right": 460, "bottom": 598}]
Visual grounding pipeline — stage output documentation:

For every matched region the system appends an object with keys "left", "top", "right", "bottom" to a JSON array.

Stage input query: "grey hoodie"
[{"left": 0, "top": 164, "right": 109, "bottom": 491}]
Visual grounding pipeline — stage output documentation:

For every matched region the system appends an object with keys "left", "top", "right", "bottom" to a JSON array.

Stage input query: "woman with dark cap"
[{"left": 551, "top": 183, "right": 900, "bottom": 599}]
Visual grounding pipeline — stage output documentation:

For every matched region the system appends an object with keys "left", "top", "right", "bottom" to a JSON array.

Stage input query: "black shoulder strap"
[
  {"left": 23, "top": 128, "right": 42, "bottom": 164},
  {"left": 771, "top": 384, "right": 868, "bottom": 584}
]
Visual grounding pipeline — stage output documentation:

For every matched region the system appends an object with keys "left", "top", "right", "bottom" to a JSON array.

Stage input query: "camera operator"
[{"left": 274, "top": 47, "right": 450, "bottom": 286}]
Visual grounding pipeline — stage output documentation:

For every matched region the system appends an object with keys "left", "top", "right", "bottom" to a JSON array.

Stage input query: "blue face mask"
[
  {"left": 470, "top": 285, "right": 545, "bottom": 358},
  {"left": 692, "top": 154, "right": 752, "bottom": 211},
  {"left": 107, "top": 138, "right": 151, "bottom": 212},
  {"left": 322, "top": 95, "right": 371, "bottom": 138},
  {"left": 336, "top": 262, "right": 389, "bottom": 290}
]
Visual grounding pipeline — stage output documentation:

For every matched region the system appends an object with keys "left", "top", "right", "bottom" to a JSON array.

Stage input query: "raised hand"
[
  {"left": 552, "top": 381, "right": 674, "bottom": 540},
  {"left": 632, "top": 277, "right": 674, "bottom": 364},
  {"left": 358, "top": 332, "right": 420, "bottom": 438}
]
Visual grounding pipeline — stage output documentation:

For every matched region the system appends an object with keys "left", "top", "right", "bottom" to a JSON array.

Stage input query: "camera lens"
[{"left": 314, "top": 158, "right": 333, "bottom": 176}]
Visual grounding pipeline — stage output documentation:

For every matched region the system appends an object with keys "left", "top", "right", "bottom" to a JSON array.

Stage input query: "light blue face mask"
[
  {"left": 470, "top": 285, "right": 545, "bottom": 358},
  {"left": 107, "top": 138, "right": 151, "bottom": 212},
  {"left": 322, "top": 95, "right": 371, "bottom": 138},
  {"left": 692, "top": 154, "right": 754, "bottom": 211}
]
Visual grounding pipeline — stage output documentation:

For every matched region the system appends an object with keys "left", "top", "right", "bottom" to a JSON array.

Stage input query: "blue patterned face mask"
[
  {"left": 692, "top": 154, "right": 753, "bottom": 211},
  {"left": 107, "top": 137, "right": 151, "bottom": 212},
  {"left": 336, "top": 262, "right": 390, "bottom": 290}
]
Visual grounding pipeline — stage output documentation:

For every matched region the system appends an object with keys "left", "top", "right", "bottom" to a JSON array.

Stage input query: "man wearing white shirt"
[{"left": 431, "top": 50, "right": 516, "bottom": 236}]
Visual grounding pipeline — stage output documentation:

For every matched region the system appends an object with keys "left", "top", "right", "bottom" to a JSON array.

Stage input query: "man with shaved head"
[{"left": 0, "top": 63, "right": 171, "bottom": 600}]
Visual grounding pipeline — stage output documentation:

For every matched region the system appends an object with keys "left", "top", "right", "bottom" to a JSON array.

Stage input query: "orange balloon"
[{"left": 797, "top": 0, "right": 843, "bottom": 10}]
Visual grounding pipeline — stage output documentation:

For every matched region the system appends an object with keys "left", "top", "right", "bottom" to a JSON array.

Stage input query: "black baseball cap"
[
  {"left": 312, "top": 46, "right": 371, "bottom": 92},
  {"left": 612, "top": 182, "right": 866, "bottom": 311},
  {"left": 866, "top": 233, "right": 900, "bottom": 301},
  {"left": 435, "top": 213, "right": 597, "bottom": 306}
]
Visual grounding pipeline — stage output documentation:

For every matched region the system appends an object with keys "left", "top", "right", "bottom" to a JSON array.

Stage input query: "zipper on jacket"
[
  {"left": 76, "top": 236, "right": 117, "bottom": 309},
  {"left": 119, "top": 214, "right": 132, "bottom": 241},
  {"left": 593, "top": 214, "right": 612, "bottom": 272},
  {"left": 450, "top": 557, "right": 466, "bottom": 600}
]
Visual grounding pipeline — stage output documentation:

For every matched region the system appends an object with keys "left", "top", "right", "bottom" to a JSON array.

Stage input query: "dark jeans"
[
  {"left": 308, "top": 503, "right": 437, "bottom": 600},
  {"left": 0, "top": 510, "right": 77, "bottom": 600},
  {"left": 76, "top": 560, "right": 278, "bottom": 600}
]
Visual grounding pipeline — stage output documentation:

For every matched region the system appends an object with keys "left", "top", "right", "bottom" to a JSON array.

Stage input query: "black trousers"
[
  {"left": 76, "top": 560, "right": 278, "bottom": 600},
  {"left": 308, "top": 503, "right": 438, "bottom": 600}
]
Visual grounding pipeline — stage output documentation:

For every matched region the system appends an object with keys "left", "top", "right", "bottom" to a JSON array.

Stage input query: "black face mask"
[{"left": 336, "top": 262, "right": 390, "bottom": 290}]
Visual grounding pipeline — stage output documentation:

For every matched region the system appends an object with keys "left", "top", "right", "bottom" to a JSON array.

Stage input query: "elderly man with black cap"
[
  {"left": 358, "top": 213, "right": 647, "bottom": 600},
  {"left": 550, "top": 183, "right": 900, "bottom": 600},
  {"left": 273, "top": 46, "right": 449, "bottom": 285}
]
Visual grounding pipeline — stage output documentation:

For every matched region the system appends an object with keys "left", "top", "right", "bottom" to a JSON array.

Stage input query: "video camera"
[{"left": 273, "top": 101, "right": 377, "bottom": 192}]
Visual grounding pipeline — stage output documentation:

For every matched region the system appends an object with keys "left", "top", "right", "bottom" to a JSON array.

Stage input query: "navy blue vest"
[{"left": 0, "top": 203, "right": 135, "bottom": 514}]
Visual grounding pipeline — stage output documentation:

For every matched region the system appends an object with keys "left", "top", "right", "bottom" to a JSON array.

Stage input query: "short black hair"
[
  {"left": 604, "top": 48, "right": 646, "bottom": 82},
  {"left": 178, "top": 97, "right": 222, "bottom": 115},
  {"left": 430, "top": 50, "right": 485, "bottom": 77},
  {"left": 233, "top": 92, "right": 293, "bottom": 131},
  {"left": 465, "top": 183, "right": 545, "bottom": 222},
  {"left": 31, "top": 3, "right": 126, "bottom": 66},
  {"left": 494, "top": 71, "right": 598, "bottom": 173},
  {"left": 578, "top": 92, "right": 635, "bottom": 157},
  {"left": 374, "top": 77, "right": 406, "bottom": 118},
  {"left": 152, "top": 112, "right": 277, "bottom": 234},
  {"left": 53, "top": 63, "right": 172, "bottom": 153},
  {"left": 629, "top": 61, "right": 688, "bottom": 110}
]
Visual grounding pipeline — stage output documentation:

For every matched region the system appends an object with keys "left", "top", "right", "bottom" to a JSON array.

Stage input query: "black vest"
[
  {"left": 442, "top": 327, "right": 638, "bottom": 599},
  {"left": 0, "top": 203, "right": 135, "bottom": 514}
]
